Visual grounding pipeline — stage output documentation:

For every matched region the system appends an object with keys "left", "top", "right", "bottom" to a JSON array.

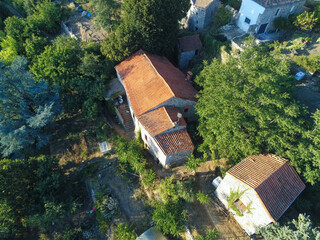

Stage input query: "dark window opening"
[
  {"left": 275, "top": 9, "right": 280, "bottom": 16},
  {"left": 233, "top": 199, "right": 247, "bottom": 214},
  {"left": 245, "top": 17, "right": 251, "bottom": 24},
  {"left": 195, "top": 27, "right": 198, "bottom": 31},
  {"left": 184, "top": 108, "right": 189, "bottom": 113},
  {"left": 145, "top": 135, "right": 148, "bottom": 141},
  {"left": 195, "top": 49, "right": 199, "bottom": 55}
]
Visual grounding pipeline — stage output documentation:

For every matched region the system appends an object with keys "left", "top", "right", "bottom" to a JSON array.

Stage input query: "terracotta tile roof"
[
  {"left": 227, "top": 154, "right": 305, "bottom": 221},
  {"left": 253, "top": 0, "right": 304, "bottom": 7},
  {"left": 137, "top": 107, "right": 186, "bottom": 137},
  {"left": 115, "top": 50, "right": 197, "bottom": 116},
  {"left": 154, "top": 129, "right": 194, "bottom": 155},
  {"left": 178, "top": 35, "right": 202, "bottom": 53}
]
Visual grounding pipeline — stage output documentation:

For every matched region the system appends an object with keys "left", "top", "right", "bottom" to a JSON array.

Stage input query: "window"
[
  {"left": 244, "top": 17, "right": 251, "bottom": 24},
  {"left": 196, "top": 20, "right": 198, "bottom": 24},
  {"left": 233, "top": 199, "right": 247, "bottom": 214},
  {"left": 145, "top": 135, "right": 148, "bottom": 141},
  {"left": 195, "top": 49, "right": 199, "bottom": 55},
  {"left": 195, "top": 27, "right": 198, "bottom": 31},
  {"left": 275, "top": 8, "right": 280, "bottom": 16},
  {"left": 184, "top": 106, "right": 192, "bottom": 112},
  {"left": 290, "top": 6, "right": 295, "bottom": 13}
]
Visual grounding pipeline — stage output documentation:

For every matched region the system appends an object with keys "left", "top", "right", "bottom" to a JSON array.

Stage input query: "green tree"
[
  {"left": 89, "top": 0, "right": 121, "bottom": 31},
  {"left": 195, "top": 42, "right": 308, "bottom": 173},
  {"left": 0, "top": 35, "right": 19, "bottom": 63},
  {"left": 294, "top": 11, "right": 318, "bottom": 31},
  {"left": 24, "top": 34, "right": 49, "bottom": 63},
  {"left": 185, "top": 154, "right": 202, "bottom": 172},
  {"left": 194, "top": 228, "right": 220, "bottom": 240},
  {"left": 0, "top": 57, "right": 61, "bottom": 157},
  {"left": 258, "top": 214, "right": 320, "bottom": 239},
  {"left": 196, "top": 191, "right": 210, "bottom": 205},
  {"left": 114, "top": 224, "right": 137, "bottom": 240},
  {"left": 101, "top": 0, "right": 190, "bottom": 61},
  {"left": 28, "top": 0, "right": 62, "bottom": 34},
  {"left": 152, "top": 201, "right": 187, "bottom": 237}
]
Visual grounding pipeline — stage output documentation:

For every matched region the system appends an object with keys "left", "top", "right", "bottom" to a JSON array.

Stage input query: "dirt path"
[{"left": 95, "top": 158, "right": 151, "bottom": 234}]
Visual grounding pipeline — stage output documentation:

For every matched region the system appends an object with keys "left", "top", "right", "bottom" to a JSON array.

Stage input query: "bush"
[
  {"left": 114, "top": 224, "right": 137, "bottom": 240},
  {"left": 292, "top": 54, "right": 320, "bottom": 73},
  {"left": 294, "top": 11, "right": 318, "bottom": 31},
  {"left": 213, "top": 5, "right": 232, "bottom": 27},
  {"left": 196, "top": 191, "right": 210, "bottom": 205},
  {"left": 273, "top": 16, "right": 292, "bottom": 30}
]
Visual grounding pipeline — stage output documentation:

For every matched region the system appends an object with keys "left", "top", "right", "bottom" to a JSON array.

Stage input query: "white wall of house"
[
  {"left": 215, "top": 174, "right": 274, "bottom": 235},
  {"left": 237, "top": 0, "right": 265, "bottom": 32}
]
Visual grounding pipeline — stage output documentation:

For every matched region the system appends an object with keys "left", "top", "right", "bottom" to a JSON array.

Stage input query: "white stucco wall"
[
  {"left": 237, "top": 0, "right": 265, "bottom": 32},
  {"left": 215, "top": 174, "right": 274, "bottom": 235}
]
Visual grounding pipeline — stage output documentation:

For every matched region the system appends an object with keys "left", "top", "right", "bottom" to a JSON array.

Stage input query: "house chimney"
[{"left": 175, "top": 112, "right": 183, "bottom": 126}]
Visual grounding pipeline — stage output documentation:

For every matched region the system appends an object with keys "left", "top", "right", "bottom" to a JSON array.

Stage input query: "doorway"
[{"left": 257, "top": 23, "right": 268, "bottom": 34}]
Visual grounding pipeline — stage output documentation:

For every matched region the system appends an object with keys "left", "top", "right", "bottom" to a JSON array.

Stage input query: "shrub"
[
  {"left": 294, "top": 11, "right": 318, "bottom": 31},
  {"left": 196, "top": 191, "right": 210, "bottom": 205},
  {"left": 273, "top": 17, "right": 292, "bottom": 30},
  {"left": 213, "top": 5, "right": 232, "bottom": 27},
  {"left": 114, "top": 224, "right": 136, "bottom": 240},
  {"left": 292, "top": 54, "right": 320, "bottom": 73}
]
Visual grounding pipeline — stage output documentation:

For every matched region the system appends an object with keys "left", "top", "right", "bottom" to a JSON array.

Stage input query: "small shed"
[
  {"left": 136, "top": 227, "right": 167, "bottom": 240},
  {"left": 178, "top": 35, "right": 202, "bottom": 69},
  {"left": 99, "top": 141, "right": 111, "bottom": 154}
]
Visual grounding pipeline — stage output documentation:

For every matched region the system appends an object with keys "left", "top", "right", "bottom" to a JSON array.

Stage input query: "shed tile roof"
[
  {"left": 253, "top": 0, "right": 304, "bottom": 7},
  {"left": 115, "top": 50, "right": 197, "bottom": 116},
  {"left": 227, "top": 154, "right": 305, "bottom": 221},
  {"left": 193, "top": 0, "right": 215, "bottom": 8},
  {"left": 178, "top": 35, "right": 202, "bottom": 53},
  {"left": 154, "top": 129, "right": 194, "bottom": 155},
  {"left": 137, "top": 106, "right": 186, "bottom": 137}
]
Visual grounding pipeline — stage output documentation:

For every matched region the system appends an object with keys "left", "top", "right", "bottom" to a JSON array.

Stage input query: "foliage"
[
  {"left": 258, "top": 214, "right": 320, "bottom": 239},
  {"left": 294, "top": 11, "right": 318, "bottom": 31},
  {"left": 24, "top": 34, "right": 49, "bottom": 63},
  {"left": 114, "top": 137, "right": 156, "bottom": 186},
  {"left": 213, "top": 5, "right": 232, "bottom": 27},
  {"left": 157, "top": 175, "right": 195, "bottom": 204},
  {"left": 221, "top": 0, "right": 241, "bottom": 10},
  {"left": 28, "top": 0, "right": 62, "bottom": 34},
  {"left": 101, "top": 0, "right": 190, "bottom": 61},
  {"left": 194, "top": 228, "right": 220, "bottom": 240},
  {"left": 185, "top": 154, "right": 202, "bottom": 172},
  {"left": 152, "top": 200, "right": 187, "bottom": 237},
  {"left": 0, "top": 35, "right": 19, "bottom": 63},
  {"left": 89, "top": 0, "right": 121, "bottom": 31},
  {"left": 292, "top": 54, "right": 320, "bottom": 74},
  {"left": 31, "top": 37, "right": 112, "bottom": 119},
  {"left": 195, "top": 42, "right": 313, "bottom": 183},
  {"left": 114, "top": 224, "right": 137, "bottom": 240},
  {"left": 0, "top": 57, "right": 61, "bottom": 157},
  {"left": 273, "top": 17, "right": 293, "bottom": 30},
  {"left": 227, "top": 187, "right": 248, "bottom": 216},
  {"left": 196, "top": 191, "right": 210, "bottom": 205},
  {"left": 0, "top": 155, "right": 71, "bottom": 237}
]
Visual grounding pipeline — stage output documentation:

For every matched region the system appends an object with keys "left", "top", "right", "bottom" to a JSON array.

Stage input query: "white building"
[
  {"left": 215, "top": 154, "right": 305, "bottom": 235},
  {"left": 115, "top": 50, "right": 197, "bottom": 167},
  {"left": 237, "top": 0, "right": 305, "bottom": 34}
]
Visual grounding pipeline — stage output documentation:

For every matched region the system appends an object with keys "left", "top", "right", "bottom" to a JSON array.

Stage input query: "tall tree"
[
  {"left": 258, "top": 214, "right": 320, "bottom": 239},
  {"left": 195, "top": 42, "right": 310, "bottom": 179},
  {"left": 101, "top": 0, "right": 190, "bottom": 61},
  {"left": 0, "top": 57, "right": 61, "bottom": 157}
]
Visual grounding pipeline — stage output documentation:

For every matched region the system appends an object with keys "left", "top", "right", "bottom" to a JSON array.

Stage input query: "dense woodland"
[{"left": 0, "top": 0, "right": 320, "bottom": 239}]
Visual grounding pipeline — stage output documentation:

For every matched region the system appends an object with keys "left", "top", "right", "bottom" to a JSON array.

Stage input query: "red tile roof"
[
  {"left": 137, "top": 107, "right": 186, "bottom": 137},
  {"left": 227, "top": 154, "right": 305, "bottom": 221},
  {"left": 154, "top": 129, "right": 194, "bottom": 155},
  {"left": 115, "top": 50, "right": 197, "bottom": 116},
  {"left": 254, "top": 0, "right": 304, "bottom": 7},
  {"left": 178, "top": 35, "right": 202, "bottom": 52}
]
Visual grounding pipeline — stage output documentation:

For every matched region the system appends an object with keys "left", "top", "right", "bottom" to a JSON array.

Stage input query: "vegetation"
[
  {"left": 0, "top": 155, "right": 77, "bottom": 238},
  {"left": 292, "top": 54, "right": 320, "bottom": 74},
  {"left": 213, "top": 5, "right": 232, "bottom": 27},
  {"left": 227, "top": 188, "right": 248, "bottom": 216},
  {"left": 101, "top": 0, "right": 190, "bottom": 61},
  {"left": 185, "top": 154, "right": 203, "bottom": 172},
  {"left": 196, "top": 191, "right": 210, "bottom": 205},
  {"left": 114, "top": 137, "right": 156, "bottom": 186},
  {"left": 0, "top": 57, "right": 61, "bottom": 157},
  {"left": 114, "top": 224, "right": 137, "bottom": 240},
  {"left": 258, "top": 214, "right": 320, "bottom": 239},
  {"left": 194, "top": 228, "right": 220, "bottom": 240},
  {"left": 294, "top": 11, "right": 318, "bottom": 31},
  {"left": 273, "top": 16, "right": 293, "bottom": 30}
]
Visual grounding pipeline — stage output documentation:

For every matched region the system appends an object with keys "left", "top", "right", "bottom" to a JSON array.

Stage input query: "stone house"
[
  {"left": 178, "top": 35, "right": 202, "bottom": 69},
  {"left": 115, "top": 50, "right": 198, "bottom": 167},
  {"left": 237, "top": 0, "right": 306, "bottom": 34},
  {"left": 186, "top": 0, "right": 221, "bottom": 31},
  {"left": 215, "top": 154, "right": 305, "bottom": 235}
]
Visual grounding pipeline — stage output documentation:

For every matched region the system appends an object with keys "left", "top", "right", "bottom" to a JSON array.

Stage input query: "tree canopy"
[
  {"left": 0, "top": 57, "right": 61, "bottom": 157},
  {"left": 101, "top": 0, "right": 190, "bottom": 61},
  {"left": 195, "top": 42, "right": 320, "bottom": 184}
]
